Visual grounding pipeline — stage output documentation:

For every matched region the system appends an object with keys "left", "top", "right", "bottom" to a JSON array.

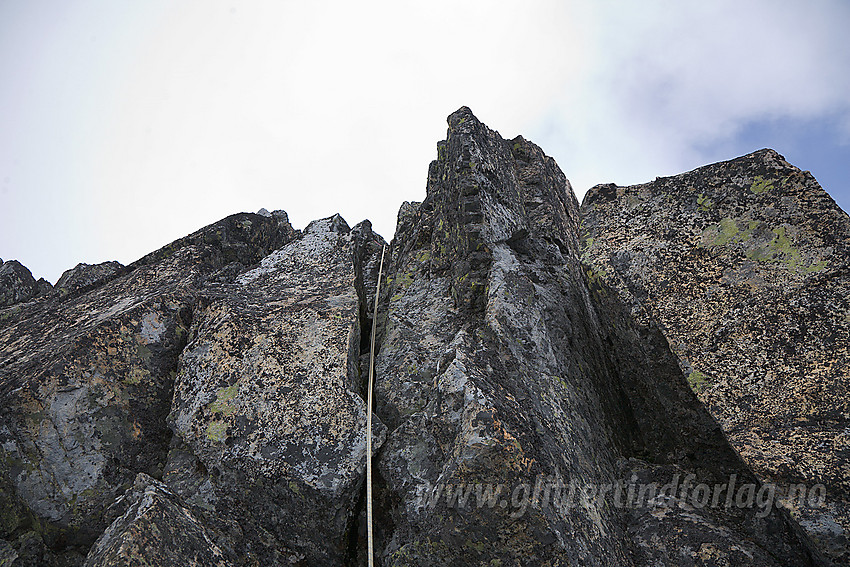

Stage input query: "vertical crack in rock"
[
  {"left": 347, "top": 219, "right": 389, "bottom": 566},
  {"left": 161, "top": 214, "right": 387, "bottom": 565}
]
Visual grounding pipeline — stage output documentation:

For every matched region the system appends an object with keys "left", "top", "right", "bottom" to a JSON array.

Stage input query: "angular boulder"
[
  {"left": 582, "top": 149, "right": 850, "bottom": 564},
  {"left": 167, "top": 215, "right": 387, "bottom": 565},
  {"left": 0, "top": 212, "right": 296, "bottom": 559},
  {"left": 54, "top": 261, "right": 124, "bottom": 297},
  {"left": 0, "top": 259, "right": 51, "bottom": 307},
  {"left": 83, "top": 473, "right": 235, "bottom": 567}
]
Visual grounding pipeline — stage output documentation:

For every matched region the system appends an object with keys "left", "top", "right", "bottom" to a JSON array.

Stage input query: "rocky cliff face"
[
  {"left": 581, "top": 151, "right": 850, "bottom": 565},
  {"left": 0, "top": 109, "right": 845, "bottom": 566}
]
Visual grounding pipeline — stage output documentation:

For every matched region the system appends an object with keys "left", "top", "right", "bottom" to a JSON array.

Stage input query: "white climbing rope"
[{"left": 367, "top": 245, "right": 385, "bottom": 567}]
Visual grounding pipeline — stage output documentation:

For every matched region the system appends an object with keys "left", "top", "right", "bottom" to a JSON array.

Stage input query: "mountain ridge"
[{"left": 0, "top": 107, "right": 846, "bottom": 566}]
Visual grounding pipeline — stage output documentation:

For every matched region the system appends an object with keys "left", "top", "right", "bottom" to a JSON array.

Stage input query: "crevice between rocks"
[{"left": 347, "top": 240, "right": 392, "bottom": 567}]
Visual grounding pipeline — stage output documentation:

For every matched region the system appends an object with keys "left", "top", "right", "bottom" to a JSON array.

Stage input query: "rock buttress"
[
  {"left": 0, "top": 212, "right": 296, "bottom": 564},
  {"left": 582, "top": 149, "right": 850, "bottom": 564},
  {"left": 372, "top": 108, "right": 820, "bottom": 566},
  {"left": 373, "top": 108, "right": 631, "bottom": 565},
  {"left": 164, "top": 215, "right": 387, "bottom": 565},
  {"left": 0, "top": 259, "right": 52, "bottom": 307}
]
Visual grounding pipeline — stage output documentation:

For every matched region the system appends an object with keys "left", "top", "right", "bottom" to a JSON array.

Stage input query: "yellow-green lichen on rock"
[
  {"left": 167, "top": 214, "right": 387, "bottom": 565},
  {"left": 0, "top": 210, "right": 298, "bottom": 563},
  {"left": 687, "top": 370, "right": 712, "bottom": 394},
  {"left": 749, "top": 175, "right": 774, "bottom": 194},
  {"left": 208, "top": 384, "right": 239, "bottom": 416},
  {"left": 205, "top": 421, "right": 227, "bottom": 442}
]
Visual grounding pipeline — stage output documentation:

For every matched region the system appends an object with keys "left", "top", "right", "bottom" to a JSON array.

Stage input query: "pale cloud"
[
  {"left": 0, "top": 1, "right": 847, "bottom": 282},
  {"left": 537, "top": 0, "right": 850, "bottom": 192}
]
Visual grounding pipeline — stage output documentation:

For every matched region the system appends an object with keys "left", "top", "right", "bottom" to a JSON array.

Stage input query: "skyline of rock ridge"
[{"left": 0, "top": 107, "right": 845, "bottom": 565}]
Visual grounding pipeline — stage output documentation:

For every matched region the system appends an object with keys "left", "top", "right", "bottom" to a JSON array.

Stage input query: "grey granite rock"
[
  {"left": 582, "top": 149, "right": 850, "bottom": 564},
  {"left": 83, "top": 473, "right": 235, "bottom": 567},
  {"left": 54, "top": 262, "right": 123, "bottom": 297},
  {"left": 0, "top": 260, "right": 50, "bottom": 307},
  {"left": 166, "top": 214, "right": 387, "bottom": 565},
  {"left": 368, "top": 108, "right": 818, "bottom": 566},
  {"left": 0, "top": 212, "right": 296, "bottom": 563},
  {"left": 0, "top": 110, "right": 843, "bottom": 566}
]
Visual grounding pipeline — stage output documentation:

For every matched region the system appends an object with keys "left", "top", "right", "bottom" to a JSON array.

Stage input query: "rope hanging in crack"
[{"left": 366, "top": 244, "right": 385, "bottom": 567}]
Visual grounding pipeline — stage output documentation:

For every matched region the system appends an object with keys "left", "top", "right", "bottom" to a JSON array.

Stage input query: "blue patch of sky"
[{"left": 698, "top": 115, "right": 850, "bottom": 214}]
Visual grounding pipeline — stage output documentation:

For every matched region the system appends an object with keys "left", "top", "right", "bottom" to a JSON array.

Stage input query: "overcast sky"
[{"left": 2, "top": 1, "right": 848, "bottom": 283}]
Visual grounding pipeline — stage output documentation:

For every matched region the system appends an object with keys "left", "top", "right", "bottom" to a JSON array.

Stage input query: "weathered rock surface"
[
  {"left": 83, "top": 473, "right": 235, "bottom": 567},
  {"left": 370, "top": 108, "right": 818, "bottom": 566},
  {"left": 166, "top": 214, "right": 387, "bottom": 565},
  {"left": 0, "top": 212, "right": 297, "bottom": 563},
  {"left": 0, "top": 260, "right": 51, "bottom": 307},
  {"left": 582, "top": 150, "right": 850, "bottom": 564},
  {"left": 372, "top": 109, "right": 630, "bottom": 565},
  {"left": 0, "top": 109, "right": 844, "bottom": 566}
]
